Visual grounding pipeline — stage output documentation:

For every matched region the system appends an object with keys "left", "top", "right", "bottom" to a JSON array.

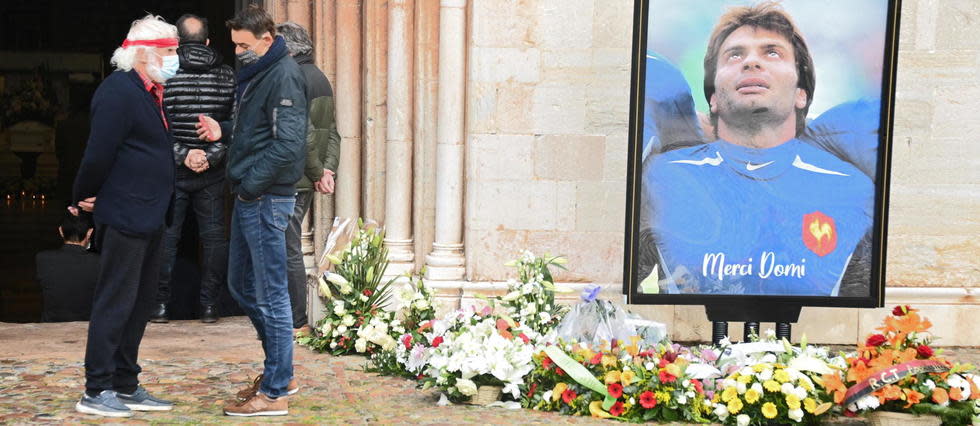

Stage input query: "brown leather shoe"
[
  {"left": 223, "top": 392, "right": 287, "bottom": 416},
  {"left": 294, "top": 325, "right": 312, "bottom": 338},
  {"left": 235, "top": 374, "right": 299, "bottom": 402}
]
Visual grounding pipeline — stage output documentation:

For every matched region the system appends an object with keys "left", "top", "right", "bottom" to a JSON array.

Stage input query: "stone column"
[
  {"left": 335, "top": 0, "right": 362, "bottom": 220},
  {"left": 384, "top": 0, "right": 416, "bottom": 277},
  {"left": 413, "top": 0, "right": 440, "bottom": 270},
  {"left": 425, "top": 0, "right": 466, "bottom": 280},
  {"left": 361, "top": 1, "right": 388, "bottom": 223}
]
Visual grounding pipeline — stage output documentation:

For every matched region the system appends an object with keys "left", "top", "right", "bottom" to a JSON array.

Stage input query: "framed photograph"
[{"left": 623, "top": 0, "right": 901, "bottom": 309}]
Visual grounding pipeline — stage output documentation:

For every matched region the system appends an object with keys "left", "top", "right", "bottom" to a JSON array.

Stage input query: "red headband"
[{"left": 121, "top": 38, "right": 178, "bottom": 48}]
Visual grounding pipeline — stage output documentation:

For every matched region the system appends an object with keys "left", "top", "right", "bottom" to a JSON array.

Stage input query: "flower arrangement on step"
[
  {"left": 708, "top": 332, "right": 839, "bottom": 425},
  {"left": 522, "top": 339, "right": 713, "bottom": 423},
  {"left": 820, "top": 305, "right": 980, "bottom": 425},
  {"left": 299, "top": 221, "right": 402, "bottom": 355},
  {"left": 420, "top": 307, "right": 539, "bottom": 403},
  {"left": 366, "top": 274, "right": 438, "bottom": 377},
  {"left": 499, "top": 251, "right": 570, "bottom": 336}
]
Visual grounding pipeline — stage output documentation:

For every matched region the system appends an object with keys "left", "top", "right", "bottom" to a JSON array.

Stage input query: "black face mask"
[{"left": 237, "top": 49, "right": 260, "bottom": 67}]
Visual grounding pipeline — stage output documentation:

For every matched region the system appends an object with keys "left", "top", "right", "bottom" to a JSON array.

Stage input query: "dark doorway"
[{"left": 0, "top": 0, "right": 242, "bottom": 322}]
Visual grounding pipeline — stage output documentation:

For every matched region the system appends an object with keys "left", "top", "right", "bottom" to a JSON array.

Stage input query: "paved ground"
[{"left": 2, "top": 317, "right": 978, "bottom": 424}]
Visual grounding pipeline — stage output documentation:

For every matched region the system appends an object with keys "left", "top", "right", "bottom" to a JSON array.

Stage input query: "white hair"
[{"left": 109, "top": 14, "right": 178, "bottom": 71}]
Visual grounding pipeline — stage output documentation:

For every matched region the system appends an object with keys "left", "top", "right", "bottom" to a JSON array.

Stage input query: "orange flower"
[
  {"left": 949, "top": 386, "right": 964, "bottom": 401},
  {"left": 970, "top": 379, "right": 980, "bottom": 400},
  {"left": 878, "top": 384, "right": 903, "bottom": 403},
  {"left": 847, "top": 361, "right": 871, "bottom": 383},
  {"left": 932, "top": 387, "right": 949, "bottom": 405},
  {"left": 820, "top": 373, "right": 847, "bottom": 404},
  {"left": 903, "top": 388, "right": 924, "bottom": 408}
]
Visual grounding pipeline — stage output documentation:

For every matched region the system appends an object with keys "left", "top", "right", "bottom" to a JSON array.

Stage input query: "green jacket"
[{"left": 294, "top": 54, "right": 341, "bottom": 191}]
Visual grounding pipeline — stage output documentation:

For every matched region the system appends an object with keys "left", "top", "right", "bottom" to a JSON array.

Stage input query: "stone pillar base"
[
  {"left": 384, "top": 238, "right": 415, "bottom": 278},
  {"left": 425, "top": 242, "right": 465, "bottom": 280}
]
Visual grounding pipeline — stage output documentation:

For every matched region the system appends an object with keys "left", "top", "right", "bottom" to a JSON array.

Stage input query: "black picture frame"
[{"left": 623, "top": 0, "right": 902, "bottom": 311}]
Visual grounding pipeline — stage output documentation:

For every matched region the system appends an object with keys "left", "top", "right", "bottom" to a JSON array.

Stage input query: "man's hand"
[
  {"left": 184, "top": 149, "right": 209, "bottom": 173},
  {"left": 68, "top": 197, "right": 97, "bottom": 216},
  {"left": 196, "top": 114, "right": 222, "bottom": 142},
  {"left": 314, "top": 169, "right": 336, "bottom": 194}
]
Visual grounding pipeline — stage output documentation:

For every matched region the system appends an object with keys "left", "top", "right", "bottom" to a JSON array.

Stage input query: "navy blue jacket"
[{"left": 73, "top": 70, "right": 175, "bottom": 235}]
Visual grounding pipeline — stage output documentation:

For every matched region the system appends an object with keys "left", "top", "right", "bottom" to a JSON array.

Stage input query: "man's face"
[
  {"left": 710, "top": 26, "right": 807, "bottom": 128},
  {"left": 138, "top": 46, "right": 177, "bottom": 83},
  {"left": 231, "top": 29, "right": 272, "bottom": 57}
]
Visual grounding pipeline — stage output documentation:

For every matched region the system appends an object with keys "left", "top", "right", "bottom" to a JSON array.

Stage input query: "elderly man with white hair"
[{"left": 70, "top": 14, "right": 180, "bottom": 417}]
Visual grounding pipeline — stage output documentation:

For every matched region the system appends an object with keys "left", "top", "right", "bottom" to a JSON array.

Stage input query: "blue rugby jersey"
[{"left": 645, "top": 139, "right": 874, "bottom": 296}]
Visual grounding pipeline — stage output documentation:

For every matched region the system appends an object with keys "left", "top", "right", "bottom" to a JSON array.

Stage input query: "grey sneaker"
[
  {"left": 116, "top": 386, "right": 174, "bottom": 411},
  {"left": 74, "top": 390, "right": 133, "bottom": 417}
]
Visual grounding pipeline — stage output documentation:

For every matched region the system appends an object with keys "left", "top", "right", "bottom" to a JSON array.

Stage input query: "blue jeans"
[{"left": 228, "top": 195, "right": 295, "bottom": 398}]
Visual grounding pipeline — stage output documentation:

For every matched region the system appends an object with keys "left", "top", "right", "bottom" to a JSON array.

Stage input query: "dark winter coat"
[
  {"left": 162, "top": 42, "right": 235, "bottom": 182},
  {"left": 294, "top": 54, "right": 341, "bottom": 191}
]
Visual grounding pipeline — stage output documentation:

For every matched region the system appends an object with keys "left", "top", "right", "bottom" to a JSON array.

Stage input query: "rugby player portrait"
[{"left": 638, "top": 1, "right": 877, "bottom": 297}]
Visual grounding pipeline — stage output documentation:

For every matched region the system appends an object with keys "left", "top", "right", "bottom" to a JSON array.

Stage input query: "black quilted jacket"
[{"left": 162, "top": 42, "right": 235, "bottom": 181}]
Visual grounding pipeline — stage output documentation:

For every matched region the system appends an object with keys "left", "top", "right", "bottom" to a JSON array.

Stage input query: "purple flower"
[
  {"left": 581, "top": 284, "right": 601, "bottom": 302},
  {"left": 700, "top": 348, "right": 719, "bottom": 362}
]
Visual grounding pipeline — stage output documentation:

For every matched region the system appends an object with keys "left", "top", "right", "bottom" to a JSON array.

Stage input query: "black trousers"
[
  {"left": 84, "top": 225, "right": 163, "bottom": 395},
  {"left": 285, "top": 191, "right": 312, "bottom": 329}
]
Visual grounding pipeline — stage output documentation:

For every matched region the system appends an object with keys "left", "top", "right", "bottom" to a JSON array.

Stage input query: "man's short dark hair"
[
  {"left": 703, "top": 1, "right": 815, "bottom": 137},
  {"left": 61, "top": 211, "right": 93, "bottom": 243},
  {"left": 176, "top": 14, "right": 209, "bottom": 43},
  {"left": 225, "top": 4, "right": 276, "bottom": 38}
]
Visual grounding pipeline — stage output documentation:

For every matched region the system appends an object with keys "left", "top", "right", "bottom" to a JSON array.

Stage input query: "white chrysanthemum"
[
  {"left": 788, "top": 408, "right": 804, "bottom": 422},
  {"left": 713, "top": 404, "right": 729, "bottom": 421}
]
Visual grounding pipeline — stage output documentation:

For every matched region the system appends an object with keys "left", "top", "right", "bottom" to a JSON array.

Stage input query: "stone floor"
[{"left": 2, "top": 317, "right": 978, "bottom": 424}]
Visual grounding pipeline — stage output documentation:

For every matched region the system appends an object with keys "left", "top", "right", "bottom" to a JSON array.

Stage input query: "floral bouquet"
[
  {"left": 301, "top": 221, "right": 401, "bottom": 355},
  {"left": 421, "top": 308, "right": 538, "bottom": 403},
  {"left": 523, "top": 339, "right": 713, "bottom": 423},
  {"left": 821, "top": 305, "right": 980, "bottom": 424},
  {"left": 709, "top": 335, "right": 839, "bottom": 425},
  {"left": 499, "top": 251, "right": 570, "bottom": 336},
  {"left": 367, "top": 274, "right": 438, "bottom": 377}
]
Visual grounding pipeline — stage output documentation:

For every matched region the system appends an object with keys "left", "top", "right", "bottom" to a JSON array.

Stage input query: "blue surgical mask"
[{"left": 159, "top": 54, "right": 180, "bottom": 81}]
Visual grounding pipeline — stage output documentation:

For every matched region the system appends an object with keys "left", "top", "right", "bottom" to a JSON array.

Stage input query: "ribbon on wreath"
[
  {"left": 543, "top": 346, "right": 617, "bottom": 411},
  {"left": 842, "top": 359, "right": 949, "bottom": 407}
]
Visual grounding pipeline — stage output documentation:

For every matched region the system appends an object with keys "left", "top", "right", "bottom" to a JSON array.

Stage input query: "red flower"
[
  {"left": 917, "top": 344, "right": 934, "bottom": 358},
  {"left": 639, "top": 390, "right": 658, "bottom": 409},
  {"left": 609, "top": 401, "right": 625, "bottom": 417},
  {"left": 658, "top": 358, "right": 669, "bottom": 368},
  {"left": 363, "top": 289, "right": 373, "bottom": 296},
  {"left": 659, "top": 369, "right": 677, "bottom": 383},
  {"left": 527, "top": 382, "right": 538, "bottom": 398},
  {"left": 555, "top": 368, "right": 565, "bottom": 376},
  {"left": 431, "top": 336, "right": 444, "bottom": 348},
  {"left": 401, "top": 334, "right": 413, "bottom": 350},
  {"left": 416, "top": 374, "right": 425, "bottom": 380},
  {"left": 589, "top": 353, "right": 603, "bottom": 365},
  {"left": 892, "top": 305, "right": 910, "bottom": 316},
  {"left": 542, "top": 357, "right": 554, "bottom": 370},
  {"left": 518, "top": 333, "right": 530, "bottom": 344},
  {"left": 663, "top": 350, "right": 679, "bottom": 362},
  {"left": 607, "top": 383, "right": 623, "bottom": 399},
  {"left": 691, "top": 379, "right": 704, "bottom": 395},
  {"left": 561, "top": 389, "right": 577, "bottom": 404},
  {"left": 866, "top": 334, "right": 887, "bottom": 347}
]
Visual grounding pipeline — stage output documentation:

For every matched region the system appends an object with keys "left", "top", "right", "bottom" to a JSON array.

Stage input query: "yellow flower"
[
  {"left": 763, "top": 380, "right": 781, "bottom": 392},
  {"left": 604, "top": 370, "right": 621, "bottom": 384},
  {"left": 665, "top": 363, "right": 682, "bottom": 378},
  {"left": 552, "top": 383, "right": 567, "bottom": 402},
  {"left": 601, "top": 355, "right": 618, "bottom": 367},
  {"left": 736, "top": 374, "right": 752, "bottom": 384},
  {"left": 762, "top": 402, "right": 778, "bottom": 419},
  {"left": 785, "top": 394, "right": 801, "bottom": 410},
  {"left": 588, "top": 401, "right": 612, "bottom": 418},
  {"left": 753, "top": 363, "right": 771, "bottom": 373},
  {"left": 727, "top": 397, "right": 744, "bottom": 414},
  {"left": 744, "top": 389, "right": 761, "bottom": 404},
  {"left": 803, "top": 397, "right": 817, "bottom": 414},
  {"left": 722, "top": 386, "right": 738, "bottom": 403},
  {"left": 798, "top": 377, "right": 814, "bottom": 392},
  {"left": 774, "top": 369, "right": 791, "bottom": 383},
  {"left": 655, "top": 391, "right": 671, "bottom": 404},
  {"left": 621, "top": 370, "right": 636, "bottom": 386}
]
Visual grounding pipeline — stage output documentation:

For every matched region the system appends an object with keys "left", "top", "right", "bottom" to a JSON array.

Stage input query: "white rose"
[
  {"left": 713, "top": 404, "right": 729, "bottom": 421},
  {"left": 333, "top": 304, "right": 347, "bottom": 316},
  {"left": 736, "top": 414, "right": 750, "bottom": 426},
  {"left": 355, "top": 339, "right": 367, "bottom": 353},
  {"left": 414, "top": 299, "right": 429, "bottom": 310},
  {"left": 359, "top": 294, "right": 369, "bottom": 302},
  {"left": 337, "top": 325, "right": 348, "bottom": 334},
  {"left": 736, "top": 381, "right": 747, "bottom": 394},
  {"left": 788, "top": 408, "right": 804, "bottom": 422},
  {"left": 456, "top": 378, "right": 478, "bottom": 396},
  {"left": 538, "top": 312, "right": 551, "bottom": 323},
  {"left": 342, "top": 315, "right": 356, "bottom": 327}
]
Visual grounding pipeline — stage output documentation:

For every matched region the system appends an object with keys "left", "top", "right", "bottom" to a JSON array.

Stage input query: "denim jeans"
[
  {"left": 157, "top": 176, "right": 228, "bottom": 306},
  {"left": 285, "top": 191, "right": 312, "bottom": 329},
  {"left": 228, "top": 194, "right": 295, "bottom": 398}
]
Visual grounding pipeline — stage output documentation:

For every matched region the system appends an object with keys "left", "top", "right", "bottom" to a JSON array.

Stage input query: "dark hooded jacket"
[
  {"left": 162, "top": 42, "right": 235, "bottom": 182},
  {"left": 293, "top": 53, "right": 341, "bottom": 191}
]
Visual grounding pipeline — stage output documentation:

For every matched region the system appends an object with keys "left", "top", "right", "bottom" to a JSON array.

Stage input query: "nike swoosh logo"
[
  {"left": 792, "top": 155, "right": 849, "bottom": 176},
  {"left": 745, "top": 161, "right": 774, "bottom": 171},
  {"left": 670, "top": 151, "right": 724, "bottom": 166}
]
